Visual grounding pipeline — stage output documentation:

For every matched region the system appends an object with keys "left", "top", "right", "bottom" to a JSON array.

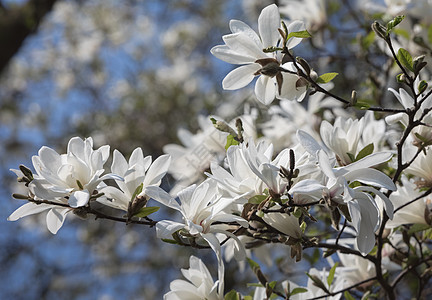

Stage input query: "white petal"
[
  {"left": 145, "top": 186, "right": 181, "bottom": 211},
  {"left": 142, "top": 154, "right": 171, "bottom": 188},
  {"left": 262, "top": 211, "right": 302, "bottom": 238},
  {"left": 258, "top": 4, "right": 281, "bottom": 47},
  {"left": 296, "top": 130, "right": 322, "bottom": 156},
  {"left": 111, "top": 149, "right": 128, "bottom": 176},
  {"left": 255, "top": 75, "right": 276, "bottom": 105},
  {"left": 229, "top": 19, "right": 261, "bottom": 46},
  {"left": 8, "top": 202, "right": 52, "bottom": 221},
  {"left": 343, "top": 152, "right": 394, "bottom": 172},
  {"left": 68, "top": 190, "right": 90, "bottom": 208},
  {"left": 345, "top": 168, "right": 396, "bottom": 191},
  {"left": 222, "top": 32, "right": 264, "bottom": 58},
  {"left": 211, "top": 45, "right": 256, "bottom": 64},
  {"left": 277, "top": 72, "right": 307, "bottom": 102},
  {"left": 222, "top": 64, "right": 260, "bottom": 90},
  {"left": 46, "top": 207, "right": 69, "bottom": 234},
  {"left": 156, "top": 220, "right": 185, "bottom": 239}
]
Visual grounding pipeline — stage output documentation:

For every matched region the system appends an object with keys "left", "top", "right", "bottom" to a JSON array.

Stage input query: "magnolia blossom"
[
  {"left": 288, "top": 267, "right": 346, "bottom": 300},
  {"left": 405, "top": 147, "right": 432, "bottom": 187},
  {"left": 98, "top": 148, "right": 171, "bottom": 211},
  {"left": 320, "top": 116, "right": 365, "bottom": 166},
  {"left": 262, "top": 205, "right": 302, "bottom": 239},
  {"left": 385, "top": 87, "right": 432, "bottom": 146},
  {"left": 280, "top": 0, "right": 327, "bottom": 32},
  {"left": 211, "top": 4, "right": 307, "bottom": 105},
  {"left": 387, "top": 177, "right": 431, "bottom": 228},
  {"left": 8, "top": 137, "right": 120, "bottom": 233},
  {"left": 164, "top": 255, "right": 223, "bottom": 300},
  {"left": 145, "top": 180, "right": 248, "bottom": 261}
]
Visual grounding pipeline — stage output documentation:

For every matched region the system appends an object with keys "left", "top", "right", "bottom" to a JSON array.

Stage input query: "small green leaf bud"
[
  {"left": 418, "top": 80, "right": 428, "bottom": 94},
  {"left": 372, "top": 21, "right": 388, "bottom": 40},
  {"left": 351, "top": 90, "right": 357, "bottom": 106}
]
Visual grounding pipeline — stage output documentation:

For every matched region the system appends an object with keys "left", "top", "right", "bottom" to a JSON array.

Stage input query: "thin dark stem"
[
  {"left": 307, "top": 276, "right": 377, "bottom": 300},
  {"left": 394, "top": 187, "right": 432, "bottom": 214}
]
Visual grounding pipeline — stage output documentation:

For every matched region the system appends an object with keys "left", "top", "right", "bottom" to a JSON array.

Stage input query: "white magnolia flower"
[
  {"left": 385, "top": 87, "right": 432, "bottom": 146},
  {"left": 164, "top": 255, "right": 223, "bottom": 300},
  {"left": 288, "top": 267, "right": 346, "bottom": 300},
  {"left": 386, "top": 176, "right": 431, "bottom": 228},
  {"left": 320, "top": 116, "right": 365, "bottom": 166},
  {"left": 280, "top": 0, "right": 327, "bottom": 32},
  {"left": 405, "top": 147, "right": 432, "bottom": 186},
  {"left": 211, "top": 4, "right": 307, "bottom": 105},
  {"left": 337, "top": 246, "right": 376, "bottom": 287},
  {"left": 98, "top": 148, "right": 171, "bottom": 211},
  {"left": 262, "top": 205, "right": 302, "bottom": 239},
  {"left": 145, "top": 180, "right": 248, "bottom": 262},
  {"left": 8, "top": 137, "right": 119, "bottom": 234}
]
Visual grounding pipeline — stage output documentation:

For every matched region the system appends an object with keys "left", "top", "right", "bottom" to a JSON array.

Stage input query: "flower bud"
[{"left": 372, "top": 21, "right": 388, "bottom": 40}]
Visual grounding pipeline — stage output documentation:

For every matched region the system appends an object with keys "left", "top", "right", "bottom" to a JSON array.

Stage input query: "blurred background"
[{"left": 2, "top": 0, "right": 431, "bottom": 299}]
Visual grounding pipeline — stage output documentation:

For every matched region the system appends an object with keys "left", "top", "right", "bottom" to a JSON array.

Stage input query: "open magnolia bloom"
[
  {"left": 295, "top": 130, "right": 396, "bottom": 254},
  {"left": 385, "top": 87, "right": 432, "bottom": 146},
  {"left": 211, "top": 4, "right": 307, "bottom": 105},
  {"left": 8, "top": 137, "right": 121, "bottom": 234},
  {"left": 164, "top": 255, "right": 223, "bottom": 300},
  {"left": 386, "top": 176, "right": 431, "bottom": 228},
  {"left": 98, "top": 148, "right": 171, "bottom": 212},
  {"left": 145, "top": 180, "right": 248, "bottom": 261}
]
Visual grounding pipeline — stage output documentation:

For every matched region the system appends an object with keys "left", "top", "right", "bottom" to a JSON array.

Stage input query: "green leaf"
[
  {"left": 161, "top": 238, "right": 179, "bottom": 244},
  {"left": 355, "top": 143, "right": 374, "bottom": 161},
  {"left": 224, "top": 290, "right": 240, "bottom": 300},
  {"left": 248, "top": 195, "right": 268, "bottom": 204},
  {"left": 407, "top": 223, "right": 431, "bottom": 235},
  {"left": 346, "top": 152, "right": 356, "bottom": 163},
  {"left": 225, "top": 134, "right": 239, "bottom": 151},
  {"left": 428, "top": 24, "right": 432, "bottom": 45},
  {"left": 424, "top": 228, "right": 432, "bottom": 240},
  {"left": 327, "top": 262, "right": 339, "bottom": 287},
  {"left": 133, "top": 206, "right": 160, "bottom": 218},
  {"left": 397, "top": 48, "right": 414, "bottom": 72},
  {"left": 286, "top": 30, "right": 312, "bottom": 41},
  {"left": 244, "top": 296, "right": 253, "bottom": 300},
  {"left": 247, "top": 257, "right": 260, "bottom": 271},
  {"left": 353, "top": 101, "right": 371, "bottom": 110},
  {"left": 131, "top": 183, "right": 144, "bottom": 201},
  {"left": 316, "top": 72, "right": 338, "bottom": 84},
  {"left": 344, "top": 291, "right": 356, "bottom": 300},
  {"left": 306, "top": 273, "right": 329, "bottom": 293},
  {"left": 393, "top": 28, "right": 410, "bottom": 40},
  {"left": 386, "top": 15, "right": 405, "bottom": 33},
  {"left": 290, "top": 287, "right": 308, "bottom": 296},
  {"left": 268, "top": 281, "right": 277, "bottom": 290},
  {"left": 418, "top": 80, "right": 428, "bottom": 94}
]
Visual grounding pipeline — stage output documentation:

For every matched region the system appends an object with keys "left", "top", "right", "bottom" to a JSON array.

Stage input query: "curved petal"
[
  {"left": 229, "top": 19, "right": 261, "bottom": 47},
  {"left": 222, "top": 64, "right": 259, "bottom": 90},
  {"left": 68, "top": 189, "right": 90, "bottom": 208},
  {"left": 142, "top": 154, "right": 171, "bottom": 188},
  {"left": 210, "top": 44, "right": 256, "bottom": 64},
  {"left": 156, "top": 220, "right": 185, "bottom": 239},
  {"left": 145, "top": 186, "right": 181, "bottom": 211},
  {"left": 46, "top": 207, "right": 69, "bottom": 234},
  {"left": 255, "top": 75, "right": 276, "bottom": 105},
  {"left": 8, "top": 202, "right": 52, "bottom": 221},
  {"left": 258, "top": 4, "right": 281, "bottom": 47},
  {"left": 222, "top": 32, "right": 264, "bottom": 59}
]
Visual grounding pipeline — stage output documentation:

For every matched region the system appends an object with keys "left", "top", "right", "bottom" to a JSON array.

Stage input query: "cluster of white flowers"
[{"left": 7, "top": 2, "right": 432, "bottom": 299}]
